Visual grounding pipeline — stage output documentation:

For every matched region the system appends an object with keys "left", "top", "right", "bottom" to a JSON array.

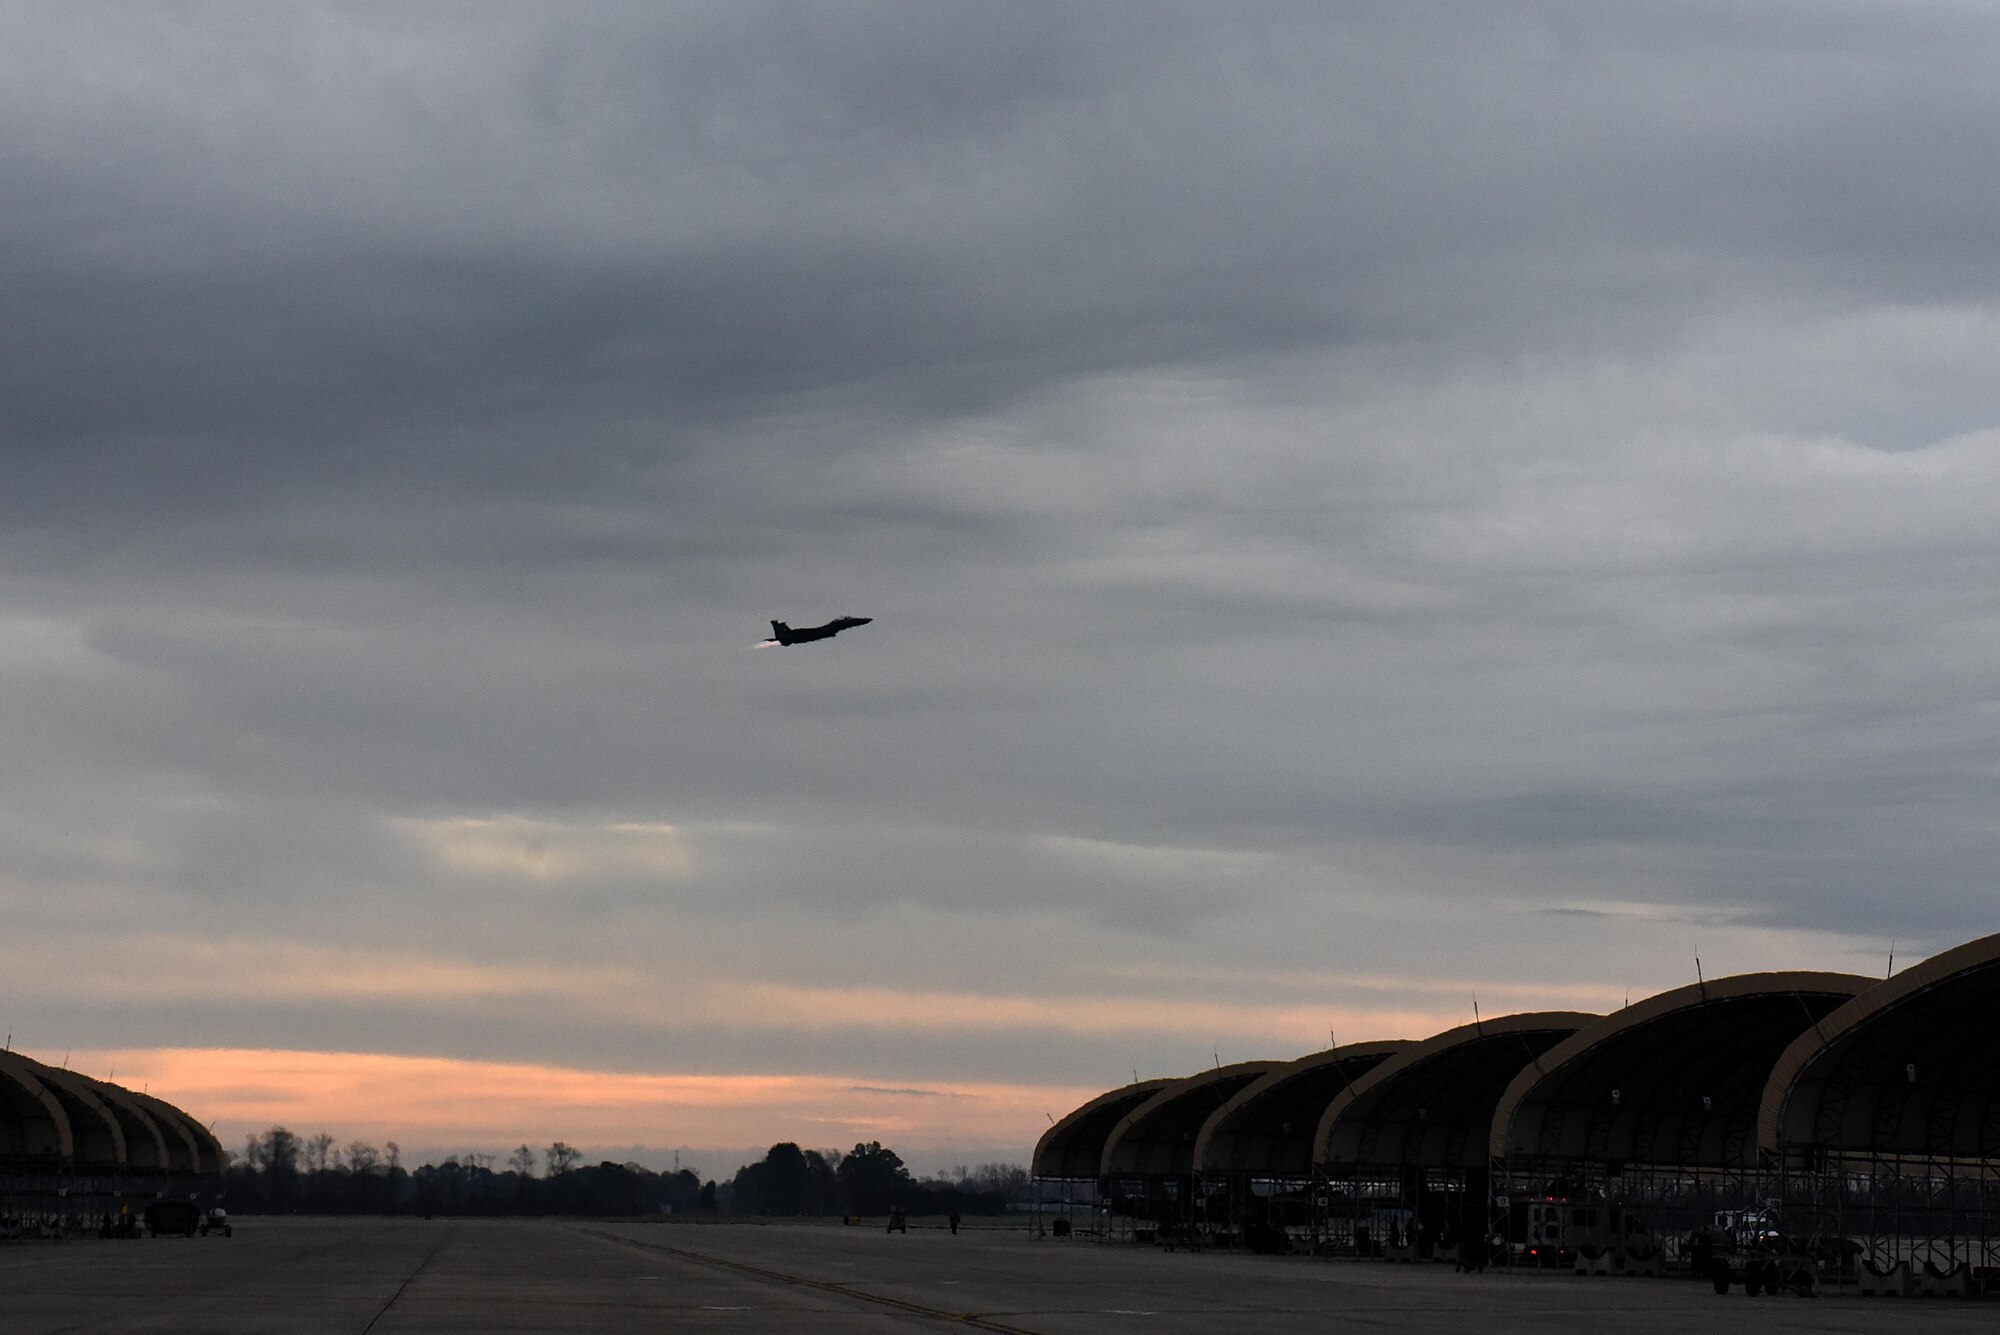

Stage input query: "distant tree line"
[
  {"left": 215, "top": 1128, "right": 1027, "bottom": 1219},
  {"left": 728, "top": 1142, "right": 1028, "bottom": 1217},
  {"left": 220, "top": 1128, "right": 709, "bottom": 1217}
]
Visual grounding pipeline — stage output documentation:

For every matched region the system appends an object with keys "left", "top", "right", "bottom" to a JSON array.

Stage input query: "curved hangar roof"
[
  {"left": 1033, "top": 1078, "right": 1177, "bottom": 1180},
  {"left": 74, "top": 1075, "right": 173, "bottom": 1172},
  {"left": 1490, "top": 972, "right": 1871, "bottom": 1169},
  {"left": 1759, "top": 932, "right": 2000, "bottom": 1161},
  {"left": 12, "top": 1058, "right": 126, "bottom": 1168},
  {"left": 1316, "top": 1013, "right": 1594, "bottom": 1171},
  {"left": 0, "top": 1052, "right": 73, "bottom": 1164},
  {"left": 0, "top": 1050, "right": 216, "bottom": 1174},
  {"left": 1101, "top": 1061, "right": 1279, "bottom": 1179},
  {"left": 129, "top": 1088, "right": 225, "bottom": 1175},
  {"left": 1195, "top": 1042, "right": 1407, "bottom": 1179}
]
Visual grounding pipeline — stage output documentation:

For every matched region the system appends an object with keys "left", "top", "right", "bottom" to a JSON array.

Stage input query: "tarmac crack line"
[
  {"left": 358, "top": 1225, "right": 455, "bottom": 1335},
  {"left": 580, "top": 1228, "right": 1043, "bottom": 1334}
]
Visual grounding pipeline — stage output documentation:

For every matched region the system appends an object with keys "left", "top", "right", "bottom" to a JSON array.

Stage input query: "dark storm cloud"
[
  {"left": 6, "top": 0, "right": 1995, "bottom": 599},
  {"left": 9, "top": 2, "right": 2000, "bottom": 496}
]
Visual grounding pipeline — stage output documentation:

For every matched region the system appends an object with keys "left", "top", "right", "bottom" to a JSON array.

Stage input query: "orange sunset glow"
[{"left": 54, "top": 1047, "right": 1100, "bottom": 1162}]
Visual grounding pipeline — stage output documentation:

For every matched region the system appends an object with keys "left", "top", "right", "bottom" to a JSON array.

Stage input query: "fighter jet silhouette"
[{"left": 763, "top": 616, "right": 873, "bottom": 646}]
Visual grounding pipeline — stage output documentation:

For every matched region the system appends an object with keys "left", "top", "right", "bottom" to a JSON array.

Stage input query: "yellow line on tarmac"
[{"left": 580, "top": 1227, "right": 1041, "bottom": 1334}]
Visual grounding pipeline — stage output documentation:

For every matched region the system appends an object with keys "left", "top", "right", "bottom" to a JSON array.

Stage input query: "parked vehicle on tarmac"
[
  {"left": 1706, "top": 1211, "right": 1819, "bottom": 1297},
  {"left": 1504, "top": 1195, "right": 1650, "bottom": 1268},
  {"left": 142, "top": 1201, "right": 201, "bottom": 1238}
]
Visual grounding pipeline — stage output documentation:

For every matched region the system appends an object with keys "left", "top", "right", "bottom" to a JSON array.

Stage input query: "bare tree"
[
  {"left": 249, "top": 1127, "right": 301, "bottom": 1178},
  {"left": 305, "top": 1132, "right": 336, "bottom": 1175},
  {"left": 346, "top": 1142, "right": 381, "bottom": 1175},
  {"left": 970, "top": 1163, "right": 1029, "bottom": 1197},
  {"left": 509, "top": 1145, "right": 537, "bottom": 1177},
  {"left": 385, "top": 1140, "right": 402, "bottom": 1172},
  {"left": 245, "top": 1126, "right": 301, "bottom": 1205},
  {"left": 546, "top": 1141, "right": 581, "bottom": 1176}
]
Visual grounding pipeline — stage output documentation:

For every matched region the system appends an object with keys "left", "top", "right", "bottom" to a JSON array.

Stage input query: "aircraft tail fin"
[{"left": 770, "top": 620, "right": 789, "bottom": 643}]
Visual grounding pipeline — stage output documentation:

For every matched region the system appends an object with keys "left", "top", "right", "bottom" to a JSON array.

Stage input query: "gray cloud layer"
[{"left": 4, "top": 3, "right": 1998, "bottom": 1127}]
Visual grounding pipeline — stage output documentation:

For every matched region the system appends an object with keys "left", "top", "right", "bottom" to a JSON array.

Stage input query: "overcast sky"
[{"left": 6, "top": 1, "right": 2000, "bottom": 1170}]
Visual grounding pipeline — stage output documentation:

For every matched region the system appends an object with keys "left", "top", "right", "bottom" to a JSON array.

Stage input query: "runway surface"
[{"left": 1, "top": 1216, "right": 1993, "bottom": 1333}]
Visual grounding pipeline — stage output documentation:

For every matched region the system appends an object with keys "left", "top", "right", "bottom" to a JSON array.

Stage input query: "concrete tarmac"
[{"left": 2, "top": 1217, "right": 1994, "bottom": 1334}]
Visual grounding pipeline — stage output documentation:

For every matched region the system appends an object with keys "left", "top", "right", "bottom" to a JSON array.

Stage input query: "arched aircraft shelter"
[
  {"left": 1030, "top": 1078, "right": 1177, "bottom": 1236},
  {"left": 1030, "top": 931, "right": 2000, "bottom": 1280},
  {"left": 1100, "top": 1061, "right": 1277, "bottom": 1234},
  {"left": 1488, "top": 972, "right": 1869, "bottom": 1256},
  {"left": 1193, "top": 1041, "right": 1407, "bottom": 1245},
  {"left": 1315, "top": 1013, "right": 1593, "bottom": 1253},
  {"left": 1759, "top": 933, "right": 2000, "bottom": 1270},
  {"left": 1033, "top": 1079, "right": 1175, "bottom": 1183},
  {"left": 0, "top": 1049, "right": 218, "bottom": 1224},
  {"left": 1198, "top": 1042, "right": 1408, "bottom": 1180}
]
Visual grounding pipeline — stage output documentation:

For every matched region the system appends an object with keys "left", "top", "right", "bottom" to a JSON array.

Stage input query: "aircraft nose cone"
[{"left": 854, "top": 617, "right": 873, "bottom": 624}]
